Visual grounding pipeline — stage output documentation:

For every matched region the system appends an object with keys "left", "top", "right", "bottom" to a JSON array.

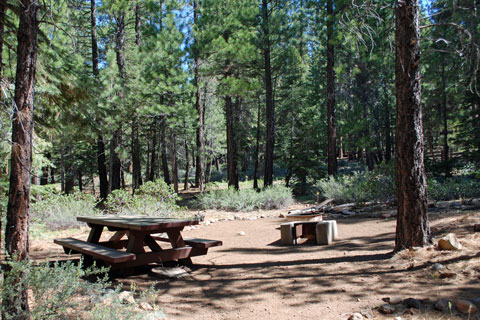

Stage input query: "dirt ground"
[{"left": 32, "top": 203, "right": 480, "bottom": 320}]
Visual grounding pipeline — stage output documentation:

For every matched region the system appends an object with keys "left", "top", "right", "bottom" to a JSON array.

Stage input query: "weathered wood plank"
[
  {"left": 54, "top": 238, "right": 135, "bottom": 264},
  {"left": 152, "top": 236, "right": 223, "bottom": 249}
]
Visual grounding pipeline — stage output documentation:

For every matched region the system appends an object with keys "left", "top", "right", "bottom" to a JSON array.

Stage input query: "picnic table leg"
[
  {"left": 166, "top": 228, "right": 192, "bottom": 266},
  {"left": 84, "top": 225, "right": 104, "bottom": 266},
  {"left": 126, "top": 231, "right": 146, "bottom": 254},
  {"left": 87, "top": 225, "right": 104, "bottom": 243}
]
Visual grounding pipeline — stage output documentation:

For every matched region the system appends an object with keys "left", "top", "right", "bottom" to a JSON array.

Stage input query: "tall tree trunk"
[
  {"left": 0, "top": 0, "right": 6, "bottom": 77},
  {"left": 441, "top": 55, "right": 449, "bottom": 168},
  {"left": 149, "top": 119, "right": 158, "bottom": 182},
  {"left": 184, "top": 140, "right": 190, "bottom": 190},
  {"left": 40, "top": 152, "right": 50, "bottom": 185},
  {"left": 205, "top": 157, "right": 212, "bottom": 184},
  {"left": 78, "top": 172, "right": 83, "bottom": 192},
  {"left": 224, "top": 50, "right": 239, "bottom": 189},
  {"left": 91, "top": 0, "right": 109, "bottom": 200},
  {"left": 193, "top": 0, "right": 205, "bottom": 190},
  {"left": 60, "top": 147, "right": 65, "bottom": 192},
  {"left": 96, "top": 136, "right": 108, "bottom": 200},
  {"left": 110, "top": 10, "right": 126, "bottom": 192},
  {"left": 131, "top": 2, "right": 142, "bottom": 191},
  {"left": 171, "top": 129, "right": 179, "bottom": 193},
  {"left": 394, "top": 0, "right": 430, "bottom": 251},
  {"left": 225, "top": 94, "right": 238, "bottom": 189},
  {"left": 326, "top": 0, "right": 337, "bottom": 175},
  {"left": 109, "top": 131, "right": 122, "bottom": 192},
  {"left": 132, "top": 123, "right": 142, "bottom": 190},
  {"left": 3, "top": 0, "right": 39, "bottom": 317},
  {"left": 160, "top": 118, "right": 171, "bottom": 184},
  {"left": 253, "top": 97, "right": 261, "bottom": 190},
  {"left": 262, "top": 0, "right": 275, "bottom": 187}
]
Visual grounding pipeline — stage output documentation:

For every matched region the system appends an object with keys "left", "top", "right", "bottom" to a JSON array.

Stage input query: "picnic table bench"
[{"left": 54, "top": 215, "right": 222, "bottom": 271}]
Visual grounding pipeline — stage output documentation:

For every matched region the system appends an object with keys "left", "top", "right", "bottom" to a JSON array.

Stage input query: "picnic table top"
[{"left": 77, "top": 215, "right": 199, "bottom": 231}]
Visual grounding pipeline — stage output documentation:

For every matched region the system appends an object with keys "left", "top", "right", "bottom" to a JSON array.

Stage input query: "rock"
[
  {"left": 474, "top": 224, "right": 480, "bottom": 232},
  {"left": 139, "top": 302, "right": 154, "bottom": 311},
  {"left": 438, "top": 233, "right": 462, "bottom": 250},
  {"left": 228, "top": 216, "right": 235, "bottom": 221},
  {"left": 432, "top": 263, "right": 445, "bottom": 271},
  {"left": 403, "top": 298, "right": 422, "bottom": 309},
  {"left": 151, "top": 267, "right": 189, "bottom": 279},
  {"left": 439, "top": 271, "right": 457, "bottom": 279},
  {"left": 238, "top": 231, "right": 246, "bottom": 236},
  {"left": 279, "top": 213, "right": 286, "bottom": 218},
  {"left": 348, "top": 313, "right": 364, "bottom": 320},
  {"left": 434, "top": 299, "right": 452, "bottom": 312},
  {"left": 378, "top": 304, "right": 395, "bottom": 314},
  {"left": 456, "top": 299, "right": 478, "bottom": 314},
  {"left": 360, "top": 309, "right": 373, "bottom": 319},
  {"left": 383, "top": 296, "right": 403, "bottom": 305},
  {"left": 118, "top": 291, "right": 136, "bottom": 304},
  {"left": 234, "top": 215, "right": 241, "bottom": 220},
  {"left": 260, "top": 214, "right": 266, "bottom": 218}
]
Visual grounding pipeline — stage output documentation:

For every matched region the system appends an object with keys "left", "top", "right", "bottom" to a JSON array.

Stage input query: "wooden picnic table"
[{"left": 54, "top": 215, "right": 222, "bottom": 270}]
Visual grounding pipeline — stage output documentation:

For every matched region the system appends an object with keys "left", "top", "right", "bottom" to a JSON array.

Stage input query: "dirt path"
[
  {"left": 31, "top": 202, "right": 480, "bottom": 320},
  {"left": 98, "top": 210, "right": 479, "bottom": 320}
]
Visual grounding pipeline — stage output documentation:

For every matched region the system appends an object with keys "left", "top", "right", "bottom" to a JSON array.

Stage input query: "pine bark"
[
  {"left": 110, "top": 11, "right": 126, "bottom": 192},
  {"left": 193, "top": 0, "right": 205, "bottom": 190},
  {"left": 91, "top": 0, "right": 108, "bottom": 200},
  {"left": 326, "top": 0, "right": 337, "bottom": 175},
  {"left": 149, "top": 119, "right": 158, "bottom": 182},
  {"left": 394, "top": 0, "right": 430, "bottom": 251},
  {"left": 170, "top": 129, "right": 179, "bottom": 193},
  {"left": 160, "top": 118, "right": 171, "bottom": 184},
  {"left": 131, "top": 4, "right": 142, "bottom": 191},
  {"left": 262, "top": 0, "right": 275, "bottom": 187},
  {"left": 184, "top": 141, "right": 190, "bottom": 190},
  {"left": 0, "top": 0, "right": 6, "bottom": 77},
  {"left": 441, "top": 56, "right": 449, "bottom": 167},
  {"left": 225, "top": 94, "right": 239, "bottom": 189},
  {"left": 4, "top": 0, "right": 39, "bottom": 317},
  {"left": 253, "top": 98, "right": 261, "bottom": 190}
]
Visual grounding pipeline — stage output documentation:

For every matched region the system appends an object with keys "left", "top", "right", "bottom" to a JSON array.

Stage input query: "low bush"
[
  {"left": 30, "top": 191, "right": 99, "bottom": 230},
  {"left": 198, "top": 184, "right": 293, "bottom": 211},
  {"left": 0, "top": 260, "right": 164, "bottom": 319},
  {"left": 428, "top": 177, "right": 480, "bottom": 201},
  {"left": 317, "top": 162, "right": 480, "bottom": 204},
  {"left": 104, "top": 180, "right": 180, "bottom": 216},
  {"left": 316, "top": 162, "right": 396, "bottom": 204}
]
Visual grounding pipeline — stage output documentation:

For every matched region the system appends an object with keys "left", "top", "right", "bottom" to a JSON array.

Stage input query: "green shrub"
[
  {"left": 428, "top": 177, "right": 480, "bottom": 201},
  {"left": 105, "top": 180, "right": 180, "bottom": 216},
  {"left": 198, "top": 184, "right": 293, "bottom": 211},
  {"left": 0, "top": 260, "right": 164, "bottom": 319},
  {"left": 316, "top": 162, "right": 396, "bottom": 204},
  {"left": 30, "top": 191, "right": 99, "bottom": 230}
]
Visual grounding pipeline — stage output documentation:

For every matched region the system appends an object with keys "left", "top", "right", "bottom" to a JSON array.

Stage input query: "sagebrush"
[
  {"left": 0, "top": 259, "right": 164, "bottom": 319},
  {"left": 198, "top": 184, "right": 293, "bottom": 211}
]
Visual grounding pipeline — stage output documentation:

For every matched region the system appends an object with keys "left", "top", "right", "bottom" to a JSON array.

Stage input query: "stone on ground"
[
  {"left": 456, "top": 299, "right": 478, "bottom": 314},
  {"left": 347, "top": 312, "right": 364, "bottom": 320},
  {"left": 151, "top": 267, "right": 189, "bottom": 279},
  {"left": 434, "top": 299, "right": 452, "bottom": 312},
  {"left": 403, "top": 298, "right": 422, "bottom": 309},
  {"left": 378, "top": 304, "right": 395, "bottom": 314},
  {"left": 438, "top": 233, "right": 462, "bottom": 250}
]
